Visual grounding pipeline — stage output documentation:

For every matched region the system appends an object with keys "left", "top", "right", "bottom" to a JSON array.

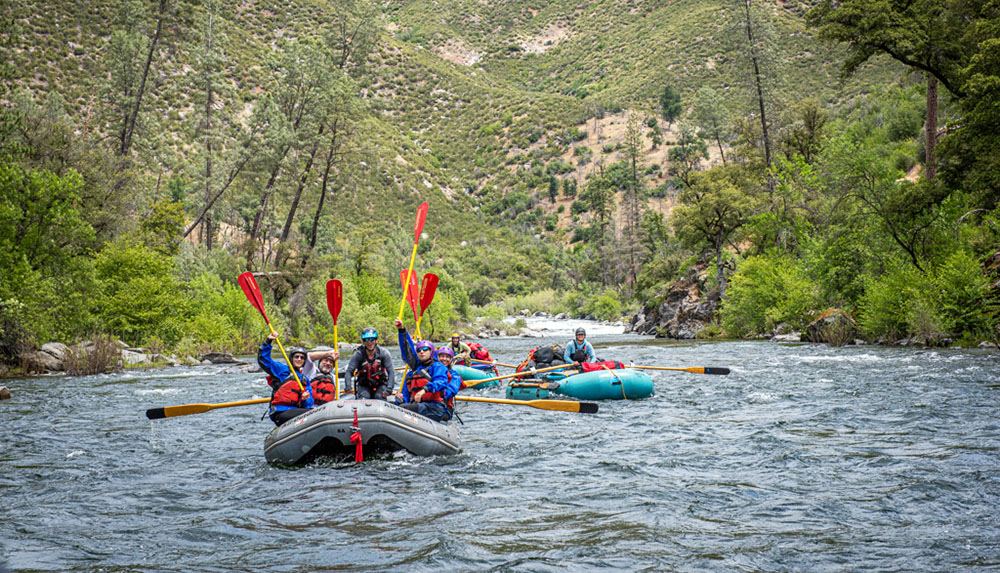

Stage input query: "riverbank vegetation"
[{"left": 1, "top": 0, "right": 998, "bottom": 375}]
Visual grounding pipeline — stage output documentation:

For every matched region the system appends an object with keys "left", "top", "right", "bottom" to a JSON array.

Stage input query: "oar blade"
[
  {"left": 703, "top": 367, "right": 730, "bottom": 375},
  {"left": 145, "top": 407, "right": 167, "bottom": 420},
  {"left": 146, "top": 404, "right": 210, "bottom": 419},
  {"left": 530, "top": 399, "right": 598, "bottom": 413},
  {"left": 326, "top": 279, "right": 343, "bottom": 322},
  {"left": 413, "top": 201, "right": 429, "bottom": 242},
  {"left": 238, "top": 272, "right": 269, "bottom": 324},
  {"left": 399, "top": 270, "right": 419, "bottom": 321},
  {"left": 419, "top": 273, "right": 439, "bottom": 313},
  {"left": 145, "top": 398, "right": 271, "bottom": 419}
]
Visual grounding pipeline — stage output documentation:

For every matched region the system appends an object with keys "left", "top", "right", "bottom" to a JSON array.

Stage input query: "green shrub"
[
  {"left": 722, "top": 253, "right": 821, "bottom": 337},
  {"left": 93, "top": 241, "right": 187, "bottom": 346},
  {"left": 858, "top": 263, "right": 928, "bottom": 341},
  {"left": 585, "top": 289, "right": 622, "bottom": 321},
  {"left": 932, "top": 250, "right": 994, "bottom": 339}
]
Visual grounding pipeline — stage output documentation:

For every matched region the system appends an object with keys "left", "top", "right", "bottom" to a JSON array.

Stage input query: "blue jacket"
[
  {"left": 398, "top": 329, "right": 460, "bottom": 403},
  {"left": 258, "top": 341, "right": 314, "bottom": 411},
  {"left": 564, "top": 338, "right": 596, "bottom": 363}
]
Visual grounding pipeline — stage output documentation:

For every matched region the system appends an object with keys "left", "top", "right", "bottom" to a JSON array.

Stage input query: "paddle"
[
  {"left": 399, "top": 269, "right": 420, "bottom": 324},
  {"left": 396, "top": 202, "right": 429, "bottom": 322},
  {"left": 455, "top": 395, "right": 598, "bottom": 414},
  {"left": 466, "top": 370, "right": 578, "bottom": 389},
  {"left": 458, "top": 363, "right": 576, "bottom": 388},
  {"left": 629, "top": 365, "right": 731, "bottom": 375},
  {"left": 146, "top": 397, "right": 270, "bottom": 419},
  {"left": 238, "top": 272, "right": 303, "bottom": 391},
  {"left": 146, "top": 391, "right": 358, "bottom": 420},
  {"left": 414, "top": 272, "right": 438, "bottom": 339},
  {"left": 471, "top": 358, "right": 517, "bottom": 369},
  {"left": 326, "top": 279, "right": 343, "bottom": 399}
]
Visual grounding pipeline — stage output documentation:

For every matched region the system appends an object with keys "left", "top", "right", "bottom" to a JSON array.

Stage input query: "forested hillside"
[{"left": 1, "top": 0, "right": 997, "bottom": 374}]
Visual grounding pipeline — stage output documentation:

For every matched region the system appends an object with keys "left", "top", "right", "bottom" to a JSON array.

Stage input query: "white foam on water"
[
  {"left": 502, "top": 316, "right": 625, "bottom": 337},
  {"left": 133, "top": 387, "right": 184, "bottom": 396}
]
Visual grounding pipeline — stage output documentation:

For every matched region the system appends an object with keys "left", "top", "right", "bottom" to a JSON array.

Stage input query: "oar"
[
  {"left": 238, "top": 272, "right": 303, "bottom": 391},
  {"left": 146, "top": 390, "right": 358, "bottom": 420},
  {"left": 471, "top": 358, "right": 518, "bottom": 369},
  {"left": 471, "top": 370, "right": 579, "bottom": 389},
  {"left": 146, "top": 398, "right": 270, "bottom": 419},
  {"left": 326, "top": 279, "right": 343, "bottom": 399},
  {"left": 396, "top": 202, "right": 429, "bottom": 323},
  {"left": 399, "top": 269, "right": 420, "bottom": 325},
  {"left": 458, "top": 363, "right": 576, "bottom": 388},
  {"left": 414, "top": 272, "right": 438, "bottom": 339},
  {"left": 629, "top": 365, "right": 731, "bottom": 375},
  {"left": 455, "top": 395, "right": 598, "bottom": 414}
]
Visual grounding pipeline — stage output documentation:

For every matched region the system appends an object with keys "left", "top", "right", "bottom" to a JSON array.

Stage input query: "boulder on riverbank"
[
  {"left": 627, "top": 272, "right": 720, "bottom": 339},
  {"left": 804, "top": 309, "right": 859, "bottom": 346}
]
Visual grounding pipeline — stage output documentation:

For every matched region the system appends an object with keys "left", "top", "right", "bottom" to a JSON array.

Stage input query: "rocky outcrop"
[
  {"left": 628, "top": 274, "right": 720, "bottom": 339},
  {"left": 804, "top": 309, "right": 859, "bottom": 346}
]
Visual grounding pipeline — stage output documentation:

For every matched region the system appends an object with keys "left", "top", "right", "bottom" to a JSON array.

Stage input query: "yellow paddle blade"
[
  {"left": 146, "top": 398, "right": 270, "bottom": 419},
  {"left": 455, "top": 395, "right": 598, "bottom": 413}
]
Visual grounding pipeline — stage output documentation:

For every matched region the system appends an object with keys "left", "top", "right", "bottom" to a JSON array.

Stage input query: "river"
[{"left": 2, "top": 327, "right": 998, "bottom": 571}]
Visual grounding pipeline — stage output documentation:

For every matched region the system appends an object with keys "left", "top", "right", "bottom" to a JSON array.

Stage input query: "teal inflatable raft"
[
  {"left": 507, "top": 368, "right": 654, "bottom": 401},
  {"left": 452, "top": 364, "right": 499, "bottom": 389}
]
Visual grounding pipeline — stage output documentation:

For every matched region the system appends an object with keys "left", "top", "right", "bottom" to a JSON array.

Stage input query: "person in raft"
[
  {"left": 447, "top": 333, "right": 472, "bottom": 365},
  {"left": 391, "top": 318, "right": 460, "bottom": 422},
  {"left": 307, "top": 353, "right": 339, "bottom": 406},
  {"left": 435, "top": 345, "right": 469, "bottom": 391},
  {"left": 258, "top": 332, "right": 338, "bottom": 425},
  {"left": 563, "top": 327, "right": 596, "bottom": 366},
  {"left": 343, "top": 327, "right": 395, "bottom": 400}
]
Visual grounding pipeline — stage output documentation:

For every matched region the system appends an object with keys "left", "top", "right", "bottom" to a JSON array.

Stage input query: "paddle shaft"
[
  {"left": 239, "top": 272, "right": 304, "bottom": 391},
  {"left": 471, "top": 358, "right": 517, "bottom": 369}
]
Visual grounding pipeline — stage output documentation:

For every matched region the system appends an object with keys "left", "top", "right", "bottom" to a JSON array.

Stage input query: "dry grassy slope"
[{"left": 5, "top": 0, "right": 900, "bottom": 246}]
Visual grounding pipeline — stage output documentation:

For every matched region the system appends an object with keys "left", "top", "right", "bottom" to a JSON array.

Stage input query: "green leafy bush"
[
  {"left": 93, "top": 241, "right": 188, "bottom": 346},
  {"left": 858, "top": 263, "right": 928, "bottom": 341},
  {"left": 722, "top": 253, "right": 821, "bottom": 337}
]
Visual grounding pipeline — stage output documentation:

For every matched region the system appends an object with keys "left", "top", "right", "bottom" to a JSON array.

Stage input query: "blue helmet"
[{"left": 361, "top": 327, "right": 378, "bottom": 341}]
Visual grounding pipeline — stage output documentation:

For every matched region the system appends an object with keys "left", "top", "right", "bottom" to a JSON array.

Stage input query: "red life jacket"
[
  {"left": 311, "top": 373, "right": 337, "bottom": 405},
  {"left": 271, "top": 374, "right": 310, "bottom": 408},
  {"left": 468, "top": 342, "right": 490, "bottom": 361},
  {"left": 407, "top": 370, "right": 455, "bottom": 409},
  {"left": 356, "top": 357, "right": 386, "bottom": 389}
]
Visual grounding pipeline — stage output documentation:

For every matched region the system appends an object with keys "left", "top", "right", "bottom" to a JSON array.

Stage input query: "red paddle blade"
[
  {"left": 238, "top": 272, "right": 269, "bottom": 324},
  {"left": 419, "top": 273, "right": 439, "bottom": 314},
  {"left": 399, "top": 270, "right": 419, "bottom": 321},
  {"left": 326, "top": 279, "right": 343, "bottom": 324},
  {"left": 413, "top": 202, "right": 429, "bottom": 243}
]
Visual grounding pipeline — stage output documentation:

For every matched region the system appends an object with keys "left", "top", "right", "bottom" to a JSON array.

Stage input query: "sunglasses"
[{"left": 415, "top": 346, "right": 433, "bottom": 352}]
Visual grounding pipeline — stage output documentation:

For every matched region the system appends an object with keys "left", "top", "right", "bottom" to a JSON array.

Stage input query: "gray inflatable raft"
[{"left": 264, "top": 399, "right": 460, "bottom": 464}]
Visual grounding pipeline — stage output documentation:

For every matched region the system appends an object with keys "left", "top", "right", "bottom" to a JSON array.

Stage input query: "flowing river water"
[{"left": 2, "top": 322, "right": 999, "bottom": 571}]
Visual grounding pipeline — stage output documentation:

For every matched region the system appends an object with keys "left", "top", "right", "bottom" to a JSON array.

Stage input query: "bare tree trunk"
[
  {"left": 925, "top": 73, "right": 937, "bottom": 181},
  {"left": 120, "top": 0, "right": 167, "bottom": 157},
  {"left": 302, "top": 119, "right": 345, "bottom": 269},
  {"left": 275, "top": 142, "right": 320, "bottom": 267},
  {"left": 743, "top": 0, "right": 772, "bottom": 171}
]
